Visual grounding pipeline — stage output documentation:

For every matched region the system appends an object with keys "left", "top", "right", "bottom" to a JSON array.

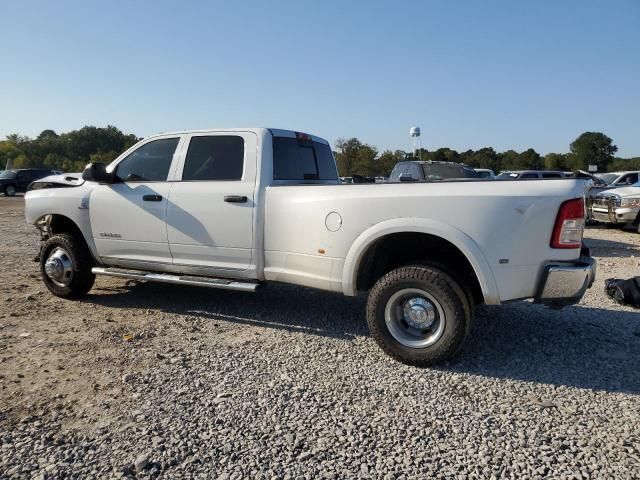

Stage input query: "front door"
[
  {"left": 166, "top": 132, "right": 257, "bottom": 271},
  {"left": 90, "top": 136, "right": 182, "bottom": 265}
]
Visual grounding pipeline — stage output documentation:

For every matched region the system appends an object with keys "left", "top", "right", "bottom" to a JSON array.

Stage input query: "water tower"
[{"left": 410, "top": 127, "right": 421, "bottom": 160}]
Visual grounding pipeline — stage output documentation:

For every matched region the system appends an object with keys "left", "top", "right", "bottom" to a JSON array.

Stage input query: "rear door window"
[
  {"left": 520, "top": 173, "right": 538, "bottom": 179},
  {"left": 273, "top": 137, "right": 338, "bottom": 181},
  {"left": 542, "top": 172, "right": 562, "bottom": 178},
  {"left": 182, "top": 136, "right": 245, "bottom": 181}
]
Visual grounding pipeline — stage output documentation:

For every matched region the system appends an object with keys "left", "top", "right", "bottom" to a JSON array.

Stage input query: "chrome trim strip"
[{"left": 92, "top": 267, "right": 259, "bottom": 292}]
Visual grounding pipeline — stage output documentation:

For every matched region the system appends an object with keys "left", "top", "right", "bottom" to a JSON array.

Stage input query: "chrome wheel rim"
[
  {"left": 384, "top": 288, "right": 445, "bottom": 348},
  {"left": 44, "top": 247, "right": 74, "bottom": 287}
]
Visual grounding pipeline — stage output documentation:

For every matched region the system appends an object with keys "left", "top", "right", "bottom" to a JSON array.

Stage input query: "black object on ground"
[{"left": 605, "top": 277, "right": 640, "bottom": 308}]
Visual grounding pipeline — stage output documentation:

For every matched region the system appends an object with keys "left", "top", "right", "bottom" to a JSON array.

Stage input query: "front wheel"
[
  {"left": 366, "top": 265, "right": 471, "bottom": 366},
  {"left": 40, "top": 234, "right": 95, "bottom": 298},
  {"left": 4, "top": 185, "right": 16, "bottom": 196}
]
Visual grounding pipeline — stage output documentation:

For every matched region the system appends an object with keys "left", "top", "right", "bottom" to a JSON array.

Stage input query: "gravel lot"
[{"left": 1, "top": 195, "right": 639, "bottom": 479}]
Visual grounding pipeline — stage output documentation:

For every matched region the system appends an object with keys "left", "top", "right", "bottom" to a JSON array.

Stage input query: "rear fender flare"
[{"left": 341, "top": 217, "right": 500, "bottom": 304}]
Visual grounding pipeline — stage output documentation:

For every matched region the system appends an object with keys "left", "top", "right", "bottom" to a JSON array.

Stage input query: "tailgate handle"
[
  {"left": 142, "top": 194, "right": 163, "bottom": 202},
  {"left": 224, "top": 195, "right": 247, "bottom": 203}
]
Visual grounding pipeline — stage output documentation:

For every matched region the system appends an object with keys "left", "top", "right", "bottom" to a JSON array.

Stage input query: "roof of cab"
[{"left": 145, "top": 128, "right": 330, "bottom": 146}]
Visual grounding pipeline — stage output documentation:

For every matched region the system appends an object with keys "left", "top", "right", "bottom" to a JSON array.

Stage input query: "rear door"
[{"left": 166, "top": 132, "right": 257, "bottom": 271}]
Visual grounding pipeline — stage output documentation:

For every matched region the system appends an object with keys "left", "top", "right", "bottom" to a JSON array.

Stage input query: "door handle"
[
  {"left": 142, "top": 194, "right": 163, "bottom": 202},
  {"left": 224, "top": 195, "right": 248, "bottom": 203}
]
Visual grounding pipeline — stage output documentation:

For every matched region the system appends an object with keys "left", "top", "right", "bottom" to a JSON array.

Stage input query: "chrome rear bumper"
[{"left": 535, "top": 255, "right": 596, "bottom": 308}]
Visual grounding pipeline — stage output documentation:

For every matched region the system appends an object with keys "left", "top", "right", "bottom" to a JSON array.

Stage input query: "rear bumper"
[{"left": 534, "top": 253, "right": 596, "bottom": 307}]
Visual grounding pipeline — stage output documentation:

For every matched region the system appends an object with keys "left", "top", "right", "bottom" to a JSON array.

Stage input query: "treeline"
[
  {"left": 1, "top": 126, "right": 639, "bottom": 177},
  {"left": 0, "top": 126, "right": 139, "bottom": 173},
  {"left": 336, "top": 132, "right": 640, "bottom": 177}
]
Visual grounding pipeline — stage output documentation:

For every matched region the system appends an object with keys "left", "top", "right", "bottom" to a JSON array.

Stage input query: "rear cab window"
[{"left": 272, "top": 133, "right": 339, "bottom": 183}]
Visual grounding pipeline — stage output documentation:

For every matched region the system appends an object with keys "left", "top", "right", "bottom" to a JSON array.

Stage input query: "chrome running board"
[{"left": 91, "top": 267, "right": 259, "bottom": 292}]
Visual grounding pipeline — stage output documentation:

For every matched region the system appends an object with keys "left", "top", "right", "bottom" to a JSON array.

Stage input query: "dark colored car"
[
  {"left": 389, "top": 161, "right": 480, "bottom": 182},
  {"left": 0, "top": 169, "right": 59, "bottom": 196}
]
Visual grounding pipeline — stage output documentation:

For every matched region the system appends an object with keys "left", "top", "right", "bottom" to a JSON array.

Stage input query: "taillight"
[{"left": 550, "top": 198, "right": 585, "bottom": 249}]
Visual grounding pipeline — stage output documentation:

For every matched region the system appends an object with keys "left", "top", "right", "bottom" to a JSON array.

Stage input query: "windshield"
[
  {"left": 597, "top": 173, "right": 618, "bottom": 184},
  {"left": 0, "top": 170, "right": 17, "bottom": 179}
]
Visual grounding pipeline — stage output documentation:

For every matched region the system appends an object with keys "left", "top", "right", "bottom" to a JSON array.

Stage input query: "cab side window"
[
  {"left": 115, "top": 138, "right": 179, "bottom": 182},
  {"left": 182, "top": 136, "right": 245, "bottom": 181},
  {"left": 618, "top": 173, "right": 638, "bottom": 185},
  {"left": 16, "top": 171, "right": 31, "bottom": 183}
]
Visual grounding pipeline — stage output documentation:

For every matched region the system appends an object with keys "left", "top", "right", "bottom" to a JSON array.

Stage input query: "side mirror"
[
  {"left": 82, "top": 163, "right": 112, "bottom": 183},
  {"left": 398, "top": 173, "right": 414, "bottom": 182}
]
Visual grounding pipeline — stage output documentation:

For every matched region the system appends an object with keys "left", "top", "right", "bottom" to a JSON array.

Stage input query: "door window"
[
  {"left": 520, "top": 173, "right": 538, "bottom": 179},
  {"left": 617, "top": 173, "right": 638, "bottom": 185},
  {"left": 182, "top": 136, "right": 245, "bottom": 181},
  {"left": 115, "top": 138, "right": 179, "bottom": 182},
  {"left": 16, "top": 171, "right": 31, "bottom": 183},
  {"left": 542, "top": 172, "right": 562, "bottom": 178}
]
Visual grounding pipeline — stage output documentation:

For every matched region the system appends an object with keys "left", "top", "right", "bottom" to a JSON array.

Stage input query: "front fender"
[
  {"left": 25, "top": 186, "right": 100, "bottom": 262},
  {"left": 341, "top": 217, "right": 501, "bottom": 304}
]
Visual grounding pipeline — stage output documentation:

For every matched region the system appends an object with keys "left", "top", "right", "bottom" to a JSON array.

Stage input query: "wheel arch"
[
  {"left": 36, "top": 213, "right": 100, "bottom": 263},
  {"left": 342, "top": 218, "right": 500, "bottom": 304}
]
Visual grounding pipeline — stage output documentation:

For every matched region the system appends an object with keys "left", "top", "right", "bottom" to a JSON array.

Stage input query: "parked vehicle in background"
[
  {"left": 496, "top": 170, "right": 567, "bottom": 180},
  {"left": 590, "top": 181, "right": 640, "bottom": 232},
  {"left": 389, "top": 161, "right": 480, "bottom": 182},
  {"left": 25, "top": 127, "right": 595, "bottom": 366},
  {"left": 596, "top": 171, "right": 640, "bottom": 188},
  {"left": 0, "top": 169, "right": 59, "bottom": 196},
  {"left": 577, "top": 171, "right": 640, "bottom": 222},
  {"left": 474, "top": 168, "right": 495, "bottom": 179}
]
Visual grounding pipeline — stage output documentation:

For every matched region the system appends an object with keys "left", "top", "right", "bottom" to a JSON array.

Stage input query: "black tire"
[
  {"left": 366, "top": 265, "right": 471, "bottom": 366},
  {"left": 4, "top": 185, "right": 16, "bottom": 196},
  {"left": 40, "top": 234, "right": 95, "bottom": 298}
]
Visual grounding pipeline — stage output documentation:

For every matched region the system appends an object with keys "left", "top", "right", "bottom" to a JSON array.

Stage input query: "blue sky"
[{"left": 1, "top": 0, "right": 638, "bottom": 156}]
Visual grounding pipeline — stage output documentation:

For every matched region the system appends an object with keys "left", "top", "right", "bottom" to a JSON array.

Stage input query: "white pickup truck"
[{"left": 25, "top": 128, "right": 596, "bottom": 365}]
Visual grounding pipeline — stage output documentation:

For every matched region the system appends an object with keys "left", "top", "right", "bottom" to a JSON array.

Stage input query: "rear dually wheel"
[{"left": 366, "top": 265, "right": 471, "bottom": 366}]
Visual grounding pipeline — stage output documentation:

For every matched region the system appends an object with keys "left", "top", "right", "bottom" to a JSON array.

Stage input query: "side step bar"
[{"left": 91, "top": 267, "right": 259, "bottom": 292}]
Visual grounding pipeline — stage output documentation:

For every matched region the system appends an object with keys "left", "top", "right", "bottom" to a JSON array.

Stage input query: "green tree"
[
  {"left": 12, "top": 154, "right": 32, "bottom": 169},
  {"left": 520, "top": 148, "right": 543, "bottom": 170},
  {"left": 37, "top": 129, "right": 59, "bottom": 140},
  {"left": 0, "top": 141, "right": 25, "bottom": 169},
  {"left": 569, "top": 132, "right": 617, "bottom": 171},
  {"left": 544, "top": 153, "right": 569, "bottom": 170},
  {"left": 470, "top": 148, "right": 500, "bottom": 171},
  {"left": 334, "top": 137, "right": 378, "bottom": 176}
]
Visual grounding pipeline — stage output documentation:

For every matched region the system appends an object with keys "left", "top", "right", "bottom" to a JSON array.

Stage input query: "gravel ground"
[{"left": 1, "top": 195, "right": 639, "bottom": 479}]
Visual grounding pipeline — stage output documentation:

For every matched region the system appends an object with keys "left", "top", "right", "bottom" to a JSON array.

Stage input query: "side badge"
[{"left": 78, "top": 198, "right": 89, "bottom": 210}]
